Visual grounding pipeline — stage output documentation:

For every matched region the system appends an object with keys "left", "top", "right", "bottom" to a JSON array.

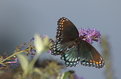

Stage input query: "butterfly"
[{"left": 50, "top": 17, "right": 104, "bottom": 68}]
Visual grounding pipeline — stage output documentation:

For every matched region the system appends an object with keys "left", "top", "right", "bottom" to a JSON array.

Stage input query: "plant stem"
[{"left": 0, "top": 50, "right": 27, "bottom": 65}]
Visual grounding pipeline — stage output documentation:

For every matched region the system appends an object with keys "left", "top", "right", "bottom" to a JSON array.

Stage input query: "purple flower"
[
  {"left": 74, "top": 74, "right": 84, "bottom": 79},
  {"left": 79, "top": 28, "right": 101, "bottom": 44}
]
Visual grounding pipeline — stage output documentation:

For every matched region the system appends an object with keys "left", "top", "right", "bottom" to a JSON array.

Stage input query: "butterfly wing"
[
  {"left": 79, "top": 40, "right": 104, "bottom": 68},
  {"left": 51, "top": 17, "right": 79, "bottom": 55},
  {"left": 56, "top": 17, "right": 79, "bottom": 43},
  {"left": 61, "top": 39, "right": 104, "bottom": 68},
  {"left": 61, "top": 42, "right": 80, "bottom": 67}
]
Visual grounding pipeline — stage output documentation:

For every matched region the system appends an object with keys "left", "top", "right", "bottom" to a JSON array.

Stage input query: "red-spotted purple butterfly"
[{"left": 50, "top": 17, "right": 104, "bottom": 68}]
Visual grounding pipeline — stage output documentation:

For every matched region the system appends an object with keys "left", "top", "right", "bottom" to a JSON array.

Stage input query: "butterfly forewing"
[
  {"left": 51, "top": 17, "right": 79, "bottom": 55},
  {"left": 57, "top": 17, "right": 79, "bottom": 43}
]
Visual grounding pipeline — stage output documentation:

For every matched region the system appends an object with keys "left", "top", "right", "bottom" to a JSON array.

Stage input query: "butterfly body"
[{"left": 51, "top": 17, "right": 104, "bottom": 68}]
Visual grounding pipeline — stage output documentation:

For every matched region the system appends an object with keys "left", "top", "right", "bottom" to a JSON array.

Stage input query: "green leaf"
[
  {"left": 33, "top": 68, "right": 42, "bottom": 75},
  {"left": 43, "top": 36, "right": 49, "bottom": 47},
  {"left": 34, "top": 34, "right": 44, "bottom": 54},
  {"left": 59, "top": 72, "right": 71, "bottom": 79},
  {"left": 17, "top": 54, "right": 29, "bottom": 75}
]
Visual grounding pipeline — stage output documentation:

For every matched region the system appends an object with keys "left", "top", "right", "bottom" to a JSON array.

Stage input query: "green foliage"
[
  {"left": 0, "top": 34, "right": 116, "bottom": 79},
  {"left": 17, "top": 34, "right": 50, "bottom": 79},
  {"left": 0, "top": 34, "right": 82, "bottom": 79}
]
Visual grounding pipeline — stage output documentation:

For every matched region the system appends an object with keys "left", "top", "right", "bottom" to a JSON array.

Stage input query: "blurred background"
[{"left": 0, "top": 0, "right": 121, "bottom": 79}]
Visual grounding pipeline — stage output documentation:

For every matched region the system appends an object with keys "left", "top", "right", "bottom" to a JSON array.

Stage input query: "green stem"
[{"left": 0, "top": 50, "right": 26, "bottom": 65}]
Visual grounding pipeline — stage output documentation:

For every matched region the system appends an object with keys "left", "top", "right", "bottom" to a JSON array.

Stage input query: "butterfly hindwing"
[
  {"left": 61, "top": 42, "right": 80, "bottom": 67},
  {"left": 79, "top": 40, "right": 104, "bottom": 68}
]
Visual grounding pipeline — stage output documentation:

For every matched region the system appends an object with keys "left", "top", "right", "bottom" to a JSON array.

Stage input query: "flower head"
[
  {"left": 74, "top": 74, "right": 84, "bottom": 79},
  {"left": 79, "top": 28, "right": 101, "bottom": 44}
]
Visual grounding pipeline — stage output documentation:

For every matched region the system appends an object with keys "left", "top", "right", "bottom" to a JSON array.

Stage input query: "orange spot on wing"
[
  {"left": 96, "top": 62, "right": 99, "bottom": 64},
  {"left": 89, "top": 60, "right": 102, "bottom": 65}
]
